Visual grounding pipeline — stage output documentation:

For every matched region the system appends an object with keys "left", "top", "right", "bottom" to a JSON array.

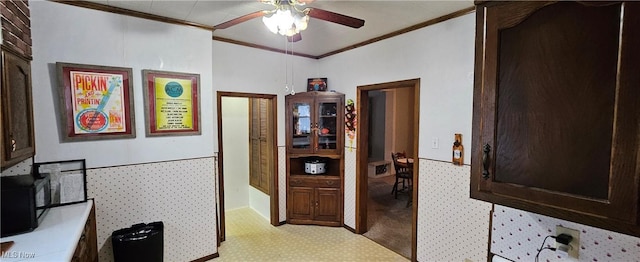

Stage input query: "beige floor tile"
[{"left": 215, "top": 208, "right": 408, "bottom": 262}]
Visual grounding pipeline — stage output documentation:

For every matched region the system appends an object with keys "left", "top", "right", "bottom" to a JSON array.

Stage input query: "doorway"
[
  {"left": 216, "top": 92, "right": 279, "bottom": 245},
  {"left": 355, "top": 79, "right": 420, "bottom": 261}
]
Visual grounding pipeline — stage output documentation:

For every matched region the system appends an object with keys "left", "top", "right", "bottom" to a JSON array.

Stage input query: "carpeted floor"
[{"left": 363, "top": 175, "right": 412, "bottom": 259}]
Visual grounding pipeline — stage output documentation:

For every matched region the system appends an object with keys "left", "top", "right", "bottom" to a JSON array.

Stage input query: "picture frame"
[
  {"left": 307, "top": 78, "right": 328, "bottom": 91},
  {"left": 142, "top": 70, "right": 201, "bottom": 137},
  {"left": 56, "top": 62, "right": 136, "bottom": 141}
]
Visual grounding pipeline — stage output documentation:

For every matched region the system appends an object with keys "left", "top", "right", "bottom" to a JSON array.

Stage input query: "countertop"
[{"left": 0, "top": 200, "right": 93, "bottom": 261}]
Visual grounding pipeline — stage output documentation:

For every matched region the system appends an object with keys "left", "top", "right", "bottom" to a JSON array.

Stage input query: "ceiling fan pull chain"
[
  {"left": 290, "top": 40, "right": 295, "bottom": 95},
  {"left": 284, "top": 36, "right": 289, "bottom": 93}
]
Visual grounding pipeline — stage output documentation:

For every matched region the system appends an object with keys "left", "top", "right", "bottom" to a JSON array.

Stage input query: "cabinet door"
[
  {"left": 1, "top": 49, "right": 35, "bottom": 169},
  {"left": 286, "top": 97, "right": 315, "bottom": 154},
  {"left": 471, "top": 1, "right": 640, "bottom": 234},
  {"left": 314, "top": 97, "right": 344, "bottom": 155},
  {"left": 288, "top": 187, "right": 314, "bottom": 221},
  {"left": 314, "top": 187, "right": 341, "bottom": 222}
]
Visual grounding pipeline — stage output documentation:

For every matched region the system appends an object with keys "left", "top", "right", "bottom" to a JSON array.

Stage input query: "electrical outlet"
[
  {"left": 556, "top": 225, "right": 580, "bottom": 259},
  {"left": 431, "top": 137, "right": 439, "bottom": 149}
]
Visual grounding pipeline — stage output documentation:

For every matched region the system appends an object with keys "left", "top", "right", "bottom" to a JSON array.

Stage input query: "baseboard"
[
  {"left": 343, "top": 224, "right": 356, "bottom": 233},
  {"left": 278, "top": 220, "right": 287, "bottom": 226},
  {"left": 191, "top": 253, "right": 219, "bottom": 262}
]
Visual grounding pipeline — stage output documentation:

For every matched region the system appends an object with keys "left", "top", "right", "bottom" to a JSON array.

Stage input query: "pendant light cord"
[
  {"left": 290, "top": 40, "right": 295, "bottom": 95},
  {"left": 284, "top": 36, "right": 289, "bottom": 92}
]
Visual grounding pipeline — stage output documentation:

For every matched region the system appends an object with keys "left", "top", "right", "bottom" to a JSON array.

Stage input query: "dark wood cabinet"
[
  {"left": 286, "top": 91, "right": 344, "bottom": 156},
  {"left": 471, "top": 1, "right": 640, "bottom": 236},
  {"left": 288, "top": 176, "right": 341, "bottom": 225},
  {"left": 72, "top": 203, "right": 98, "bottom": 262},
  {"left": 286, "top": 91, "right": 344, "bottom": 226},
  {"left": 1, "top": 47, "right": 35, "bottom": 169}
]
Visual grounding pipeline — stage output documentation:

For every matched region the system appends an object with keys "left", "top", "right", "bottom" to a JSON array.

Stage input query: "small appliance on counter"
[
  {"left": 1, "top": 174, "right": 51, "bottom": 237},
  {"left": 305, "top": 159, "right": 327, "bottom": 174}
]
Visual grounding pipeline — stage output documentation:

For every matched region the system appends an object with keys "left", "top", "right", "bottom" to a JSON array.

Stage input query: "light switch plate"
[
  {"left": 431, "top": 137, "right": 439, "bottom": 149},
  {"left": 556, "top": 225, "right": 580, "bottom": 259}
]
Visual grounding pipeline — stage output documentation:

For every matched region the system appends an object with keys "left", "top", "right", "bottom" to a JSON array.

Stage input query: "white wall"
[
  {"left": 212, "top": 41, "right": 319, "bottom": 220},
  {"left": 249, "top": 187, "right": 270, "bottom": 220},
  {"left": 320, "top": 14, "right": 475, "bottom": 164},
  {"left": 212, "top": 41, "right": 319, "bottom": 148},
  {"left": 30, "top": 2, "right": 217, "bottom": 261},
  {"left": 220, "top": 97, "right": 270, "bottom": 219},
  {"left": 320, "top": 13, "right": 491, "bottom": 261},
  {"left": 221, "top": 97, "right": 250, "bottom": 210},
  {"left": 30, "top": 1, "right": 214, "bottom": 168}
]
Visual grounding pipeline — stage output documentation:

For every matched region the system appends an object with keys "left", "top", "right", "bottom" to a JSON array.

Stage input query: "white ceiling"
[{"left": 84, "top": 0, "right": 475, "bottom": 57}]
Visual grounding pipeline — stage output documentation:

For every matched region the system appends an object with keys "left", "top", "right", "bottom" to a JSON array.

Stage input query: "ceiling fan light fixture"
[{"left": 262, "top": 2, "right": 309, "bottom": 37}]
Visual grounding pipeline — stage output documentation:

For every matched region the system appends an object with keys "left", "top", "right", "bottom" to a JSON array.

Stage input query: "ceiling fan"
[{"left": 213, "top": 0, "right": 365, "bottom": 42}]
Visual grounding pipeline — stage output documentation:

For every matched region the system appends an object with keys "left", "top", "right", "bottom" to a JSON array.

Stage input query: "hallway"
[{"left": 215, "top": 208, "right": 407, "bottom": 261}]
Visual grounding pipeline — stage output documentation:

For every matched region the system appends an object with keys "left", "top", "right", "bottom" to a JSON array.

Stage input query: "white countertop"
[{"left": 0, "top": 200, "right": 93, "bottom": 261}]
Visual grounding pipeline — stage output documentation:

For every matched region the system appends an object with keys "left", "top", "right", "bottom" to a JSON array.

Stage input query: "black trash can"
[{"left": 112, "top": 221, "right": 163, "bottom": 262}]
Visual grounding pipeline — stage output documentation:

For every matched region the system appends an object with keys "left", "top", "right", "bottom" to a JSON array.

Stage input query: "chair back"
[{"left": 391, "top": 152, "right": 412, "bottom": 178}]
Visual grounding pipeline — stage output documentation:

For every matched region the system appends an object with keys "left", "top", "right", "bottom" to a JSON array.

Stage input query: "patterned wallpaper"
[
  {"left": 278, "top": 146, "right": 287, "bottom": 222},
  {"left": 86, "top": 157, "right": 217, "bottom": 262},
  {"left": 344, "top": 148, "right": 357, "bottom": 228},
  {"left": 341, "top": 147, "right": 492, "bottom": 261},
  {"left": 417, "top": 160, "right": 493, "bottom": 261},
  {"left": 1, "top": 158, "right": 33, "bottom": 177},
  {"left": 492, "top": 205, "right": 640, "bottom": 262}
]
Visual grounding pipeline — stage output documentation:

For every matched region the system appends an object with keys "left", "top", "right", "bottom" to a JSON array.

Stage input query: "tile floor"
[{"left": 215, "top": 208, "right": 408, "bottom": 261}]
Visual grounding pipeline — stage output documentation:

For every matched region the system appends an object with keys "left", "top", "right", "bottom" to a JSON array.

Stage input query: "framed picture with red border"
[
  {"left": 307, "top": 78, "right": 328, "bottom": 91},
  {"left": 56, "top": 62, "right": 136, "bottom": 141},
  {"left": 142, "top": 70, "right": 201, "bottom": 137}
]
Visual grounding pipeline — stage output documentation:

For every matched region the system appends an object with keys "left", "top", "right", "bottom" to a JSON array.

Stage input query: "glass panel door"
[
  {"left": 317, "top": 102, "right": 338, "bottom": 150},
  {"left": 292, "top": 102, "right": 312, "bottom": 150}
]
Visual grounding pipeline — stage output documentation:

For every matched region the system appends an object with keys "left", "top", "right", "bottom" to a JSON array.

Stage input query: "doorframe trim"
[
  {"left": 216, "top": 91, "right": 279, "bottom": 246},
  {"left": 355, "top": 78, "right": 420, "bottom": 261}
]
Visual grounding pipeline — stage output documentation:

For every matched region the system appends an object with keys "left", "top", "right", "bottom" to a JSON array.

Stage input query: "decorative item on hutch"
[
  {"left": 307, "top": 78, "right": 327, "bottom": 91},
  {"left": 345, "top": 99, "right": 356, "bottom": 152}
]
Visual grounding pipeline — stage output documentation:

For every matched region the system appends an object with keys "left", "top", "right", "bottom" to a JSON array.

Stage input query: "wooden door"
[
  {"left": 471, "top": 1, "right": 640, "bottom": 235},
  {"left": 1, "top": 49, "right": 35, "bottom": 169},
  {"left": 314, "top": 187, "right": 341, "bottom": 222},
  {"left": 289, "top": 187, "right": 314, "bottom": 221},
  {"left": 249, "top": 98, "right": 272, "bottom": 194}
]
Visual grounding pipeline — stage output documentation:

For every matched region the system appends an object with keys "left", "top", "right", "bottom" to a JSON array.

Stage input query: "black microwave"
[{"left": 1, "top": 174, "right": 51, "bottom": 237}]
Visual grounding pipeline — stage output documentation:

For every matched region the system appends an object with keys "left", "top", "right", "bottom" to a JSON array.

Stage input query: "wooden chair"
[{"left": 391, "top": 152, "right": 413, "bottom": 201}]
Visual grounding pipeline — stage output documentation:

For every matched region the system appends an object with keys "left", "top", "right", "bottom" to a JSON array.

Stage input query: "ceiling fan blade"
[
  {"left": 288, "top": 33, "right": 302, "bottom": 42},
  {"left": 214, "top": 11, "right": 266, "bottom": 30},
  {"left": 308, "top": 8, "right": 365, "bottom": 28}
]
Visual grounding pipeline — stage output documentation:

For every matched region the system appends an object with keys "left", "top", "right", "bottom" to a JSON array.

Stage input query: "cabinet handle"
[
  {"left": 482, "top": 144, "right": 491, "bottom": 179},
  {"left": 11, "top": 138, "right": 16, "bottom": 152},
  {"left": 325, "top": 180, "right": 334, "bottom": 186}
]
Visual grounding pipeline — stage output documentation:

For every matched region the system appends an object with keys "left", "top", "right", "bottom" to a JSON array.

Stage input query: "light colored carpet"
[
  {"left": 363, "top": 175, "right": 412, "bottom": 259},
  {"left": 215, "top": 207, "right": 408, "bottom": 261}
]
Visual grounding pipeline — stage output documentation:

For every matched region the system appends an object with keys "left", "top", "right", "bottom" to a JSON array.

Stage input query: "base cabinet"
[
  {"left": 288, "top": 178, "right": 341, "bottom": 226},
  {"left": 72, "top": 204, "right": 97, "bottom": 262}
]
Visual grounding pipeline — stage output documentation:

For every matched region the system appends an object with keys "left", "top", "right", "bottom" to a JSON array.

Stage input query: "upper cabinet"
[
  {"left": 471, "top": 1, "right": 640, "bottom": 236},
  {"left": 286, "top": 91, "right": 345, "bottom": 156},
  {"left": 1, "top": 47, "right": 35, "bottom": 169}
]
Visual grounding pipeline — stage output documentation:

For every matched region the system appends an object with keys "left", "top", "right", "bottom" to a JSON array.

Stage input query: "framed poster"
[
  {"left": 307, "top": 78, "right": 327, "bottom": 91},
  {"left": 56, "top": 62, "right": 136, "bottom": 141},
  {"left": 142, "top": 70, "right": 201, "bottom": 137}
]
